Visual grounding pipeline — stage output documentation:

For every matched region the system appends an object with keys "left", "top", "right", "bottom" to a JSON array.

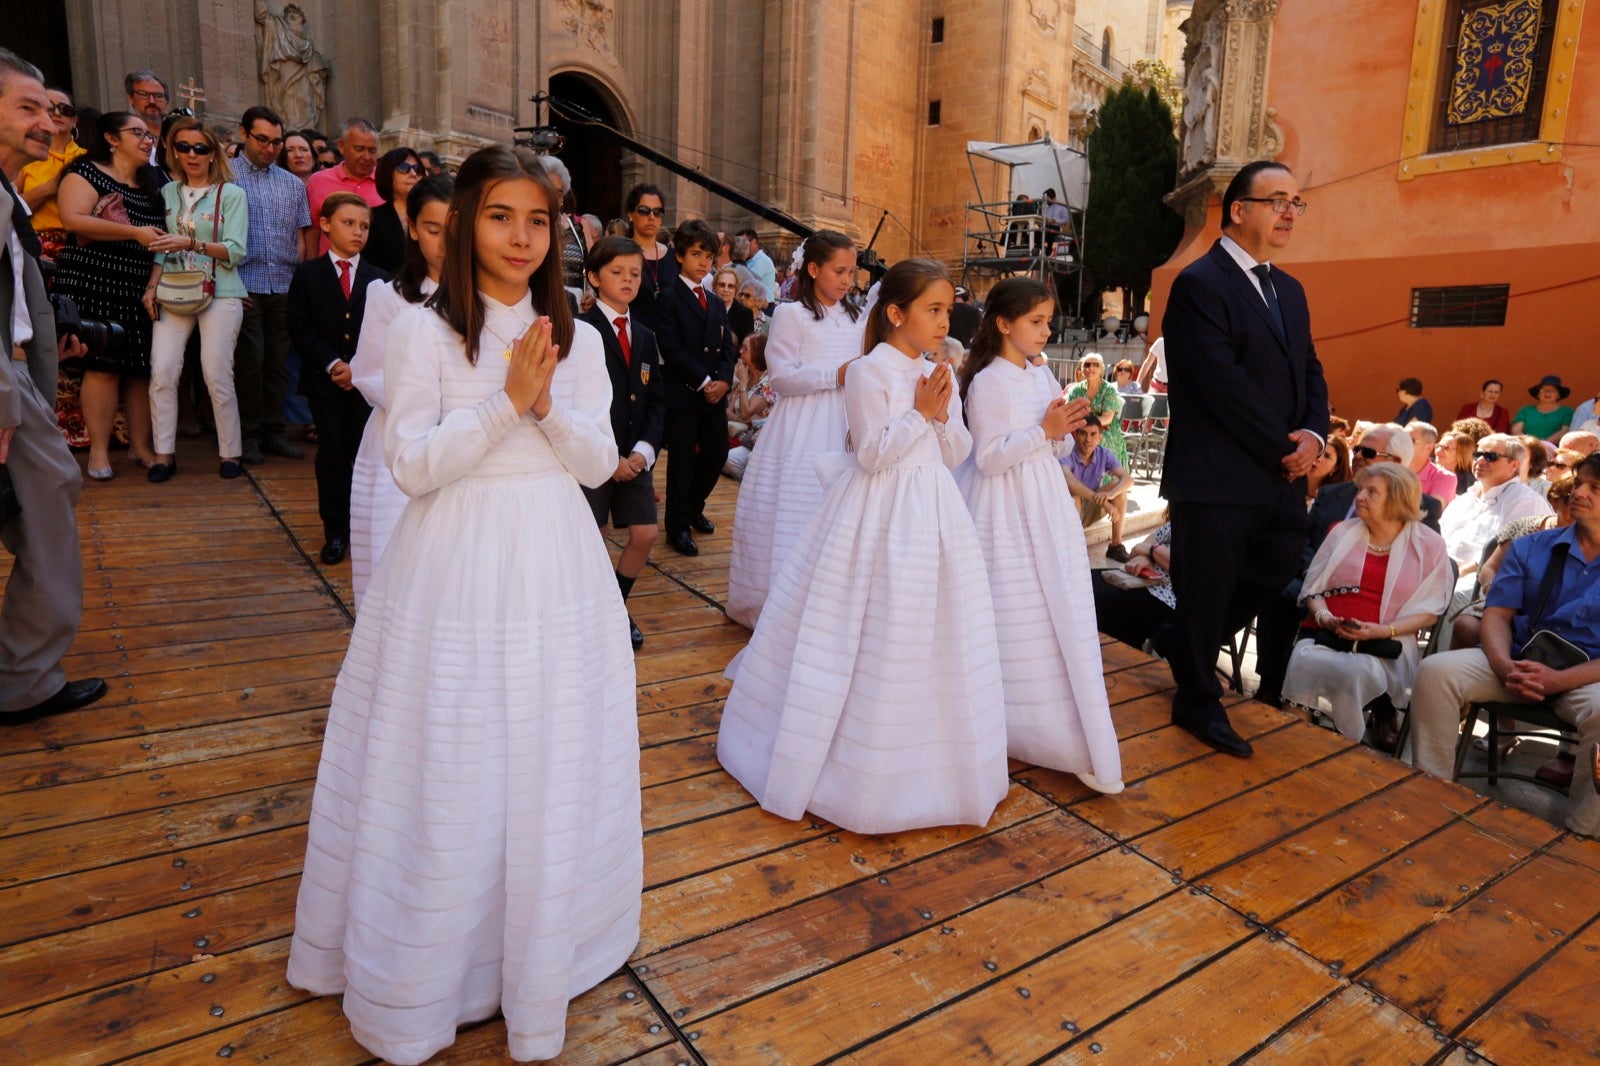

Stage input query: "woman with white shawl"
[{"left": 1284, "top": 462, "right": 1456, "bottom": 742}]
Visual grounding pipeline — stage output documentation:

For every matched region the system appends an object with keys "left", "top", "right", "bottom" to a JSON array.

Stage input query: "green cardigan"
[{"left": 159, "top": 181, "right": 250, "bottom": 300}]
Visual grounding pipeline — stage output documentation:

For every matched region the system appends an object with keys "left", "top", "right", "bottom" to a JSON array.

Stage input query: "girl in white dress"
[
  {"left": 726, "top": 230, "right": 866, "bottom": 627},
  {"left": 287, "top": 147, "right": 641, "bottom": 1065},
  {"left": 717, "top": 258, "right": 1010, "bottom": 835},
  {"left": 956, "top": 278, "right": 1124, "bottom": 794},
  {"left": 348, "top": 174, "right": 452, "bottom": 610}
]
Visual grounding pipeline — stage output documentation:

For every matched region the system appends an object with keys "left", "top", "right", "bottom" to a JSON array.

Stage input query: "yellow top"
[{"left": 17, "top": 141, "right": 88, "bottom": 231}]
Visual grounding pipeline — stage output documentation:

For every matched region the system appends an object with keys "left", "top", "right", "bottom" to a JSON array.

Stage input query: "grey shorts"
[{"left": 584, "top": 464, "right": 658, "bottom": 528}]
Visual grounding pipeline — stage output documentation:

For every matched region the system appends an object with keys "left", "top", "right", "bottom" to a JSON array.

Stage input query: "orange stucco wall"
[{"left": 1150, "top": 0, "right": 1600, "bottom": 425}]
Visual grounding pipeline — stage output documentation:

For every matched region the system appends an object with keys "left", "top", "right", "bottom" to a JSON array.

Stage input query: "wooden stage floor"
[{"left": 3, "top": 441, "right": 1598, "bottom": 1065}]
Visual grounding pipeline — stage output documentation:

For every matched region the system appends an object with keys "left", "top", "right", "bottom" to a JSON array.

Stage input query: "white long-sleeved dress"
[
  {"left": 286, "top": 297, "right": 640, "bottom": 1066},
  {"left": 725, "top": 299, "right": 866, "bottom": 627},
  {"left": 347, "top": 276, "right": 436, "bottom": 611},
  {"left": 716, "top": 342, "right": 1010, "bottom": 834},
  {"left": 957, "top": 359, "right": 1122, "bottom": 784}
]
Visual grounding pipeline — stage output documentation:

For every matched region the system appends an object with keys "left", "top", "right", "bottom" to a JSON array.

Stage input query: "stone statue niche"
[
  {"left": 254, "top": 0, "right": 330, "bottom": 131},
  {"left": 1180, "top": 8, "right": 1224, "bottom": 173}
]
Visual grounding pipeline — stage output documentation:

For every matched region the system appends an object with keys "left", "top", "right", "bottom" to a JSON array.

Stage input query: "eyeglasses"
[
  {"left": 713, "top": 281, "right": 737, "bottom": 290},
  {"left": 130, "top": 88, "right": 169, "bottom": 102},
  {"left": 393, "top": 161, "right": 424, "bottom": 175},
  {"left": 632, "top": 205, "right": 665, "bottom": 218},
  {"left": 1238, "top": 197, "right": 1310, "bottom": 217},
  {"left": 170, "top": 142, "right": 215, "bottom": 156},
  {"left": 49, "top": 103, "right": 77, "bottom": 118},
  {"left": 1353, "top": 445, "right": 1397, "bottom": 461},
  {"left": 247, "top": 132, "right": 285, "bottom": 147},
  {"left": 118, "top": 127, "right": 155, "bottom": 142},
  {"left": 1474, "top": 451, "right": 1509, "bottom": 462}
]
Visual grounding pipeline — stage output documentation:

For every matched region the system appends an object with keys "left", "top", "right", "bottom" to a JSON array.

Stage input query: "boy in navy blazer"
[
  {"left": 655, "top": 219, "right": 737, "bottom": 556},
  {"left": 580, "top": 236, "right": 667, "bottom": 649},
  {"left": 286, "top": 192, "right": 389, "bottom": 565}
]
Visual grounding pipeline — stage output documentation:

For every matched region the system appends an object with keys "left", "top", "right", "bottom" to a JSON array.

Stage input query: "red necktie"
[
  {"left": 614, "top": 315, "right": 632, "bottom": 367},
  {"left": 337, "top": 259, "right": 352, "bottom": 300},
  {"left": 696, "top": 285, "right": 707, "bottom": 311}
]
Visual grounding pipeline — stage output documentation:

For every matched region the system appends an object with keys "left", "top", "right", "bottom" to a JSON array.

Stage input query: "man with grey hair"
[
  {"left": 124, "top": 69, "right": 169, "bottom": 135},
  {"left": 1, "top": 47, "right": 106, "bottom": 721},
  {"left": 1439, "top": 432, "right": 1552, "bottom": 575},
  {"left": 304, "top": 116, "right": 381, "bottom": 253},
  {"left": 1405, "top": 420, "right": 1457, "bottom": 503}
]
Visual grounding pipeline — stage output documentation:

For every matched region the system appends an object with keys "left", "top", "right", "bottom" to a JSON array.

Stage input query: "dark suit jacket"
[
  {"left": 1160, "top": 240, "right": 1329, "bottom": 505},
  {"left": 654, "top": 275, "right": 737, "bottom": 413},
  {"left": 363, "top": 202, "right": 405, "bottom": 276},
  {"left": 726, "top": 300, "right": 755, "bottom": 344},
  {"left": 286, "top": 256, "right": 389, "bottom": 398},
  {"left": 581, "top": 304, "right": 667, "bottom": 456}
]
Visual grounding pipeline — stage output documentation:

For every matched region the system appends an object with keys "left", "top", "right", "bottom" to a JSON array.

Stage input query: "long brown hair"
[
  {"left": 428, "top": 145, "right": 573, "bottom": 365},
  {"left": 862, "top": 258, "right": 951, "bottom": 354},
  {"left": 959, "top": 277, "right": 1051, "bottom": 400},
  {"left": 795, "top": 229, "right": 861, "bottom": 321}
]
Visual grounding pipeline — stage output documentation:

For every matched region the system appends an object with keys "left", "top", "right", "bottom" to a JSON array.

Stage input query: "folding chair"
[{"left": 1452, "top": 700, "right": 1580, "bottom": 792}]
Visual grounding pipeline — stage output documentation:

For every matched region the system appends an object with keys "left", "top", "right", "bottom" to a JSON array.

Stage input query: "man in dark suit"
[
  {"left": 1159, "top": 160, "right": 1329, "bottom": 756},
  {"left": 580, "top": 236, "right": 668, "bottom": 648},
  {"left": 286, "top": 192, "right": 387, "bottom": 565},
  {"left": 0, "top": 48, "right": 106, "bottom": 721},
  {"left": 655, "top": 220, "right": 736, "bottom": 556}
]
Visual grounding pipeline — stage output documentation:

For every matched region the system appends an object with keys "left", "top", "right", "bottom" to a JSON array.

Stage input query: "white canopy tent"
[{"left": 965, "top": 137, "right": 1089, "bottom": 209}]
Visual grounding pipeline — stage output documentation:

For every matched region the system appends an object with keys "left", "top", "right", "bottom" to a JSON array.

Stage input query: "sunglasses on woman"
[
  {"left": 632, "top": 205, "right": 665, "bottom": 218},
  {"left": 171, "top": 142, "right": 216, "bottom": 156},
  {"left": 49, "top": 103, "right": 77, "bottom": 118},
  {"left": 393, "top": 161, "right": 424, "bottom": 175}
]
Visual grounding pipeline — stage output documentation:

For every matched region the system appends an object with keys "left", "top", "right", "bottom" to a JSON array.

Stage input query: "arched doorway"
[
  {"left": 548, "top": 72, "right": 627, "bottom": 226},
  {"left": 1, "top": 1, "right": 74, "bottom": 93}
]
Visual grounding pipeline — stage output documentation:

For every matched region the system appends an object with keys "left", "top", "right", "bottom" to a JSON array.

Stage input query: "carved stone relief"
[
  {"left": 253, "top": 0, "right": 329, "bottom": 130},
  {"left": 559, "top": 0, "right": 614, "bottom": 55}
]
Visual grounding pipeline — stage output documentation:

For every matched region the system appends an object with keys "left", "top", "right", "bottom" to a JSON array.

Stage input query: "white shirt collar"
[
  {"left": 680, "top": 273, "right": 707, "bottom": 295},
  {"left": 328, "top": 251, "right": 361, "bottom": 274},
  {"left": 1219, "top": 234, "right": 1268, "bottom": 273}
]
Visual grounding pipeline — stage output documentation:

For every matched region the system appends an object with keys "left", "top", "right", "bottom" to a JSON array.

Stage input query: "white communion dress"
[
  {"left": 287, "top": 296, "right": 641, "bottom": 1065},
  {"left": 957, "top": 359, "right": 1122, "bottom": 786},
  {"left": 725, "top": 299, "right": 866, "bottom": 627},
  {"left": 347, "top": 276, "right": 436, "bottom": 611},
  {"left": 716, "top": 342, "right": 1010, "bottom": 835}
]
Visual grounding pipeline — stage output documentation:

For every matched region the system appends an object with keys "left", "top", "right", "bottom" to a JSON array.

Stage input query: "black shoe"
[
  {"left": 240, "top": 440, "right": 265, "bottom": 465},
  {"left": 219, "top": 460, "right": 244, "bottom": 479},
  {"left": 1105, "top": 543, "right": 1130, "bottom": 563},
  {"left": 8, "top": 678, "right": 108, "bottom": 724},
  {"left": 666, "top": 530, "right": 699, "bottom": 556},
  {"left": 1368, "top": 702, "right": 1401, "bottom": 754},
  {"left": 691, "top": 514, "right": 715, "bottom": 535},
  {"left": 1173, "top": 710, "right": 1254, "bottom": 757},
  {"left": 147, "top": 460, "right": 177, "bottom": 483},
  {"left": 629, "top": 616, "right": 644, "bottom": 650},
  {"left": 320, "top": 537, "right": 348, "bottom": 565},
  {"left": 262, "top": 436, "right": 305, "bottom": 460}
]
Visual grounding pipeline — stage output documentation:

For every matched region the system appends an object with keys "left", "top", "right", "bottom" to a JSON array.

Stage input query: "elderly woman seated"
[{"left": 1282, "top": 462, "right": 1456, "bottom": 745}]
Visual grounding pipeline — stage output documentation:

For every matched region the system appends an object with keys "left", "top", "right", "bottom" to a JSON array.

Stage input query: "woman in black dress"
[
  {"left": 55, "top": 111, "right": 180, "bottom": 479},
  {"left": 624, "top": 182, "right": 674, "bottom": 332},
  {"left": 363, "top": 147, "right": 422, "bottom": 274}
]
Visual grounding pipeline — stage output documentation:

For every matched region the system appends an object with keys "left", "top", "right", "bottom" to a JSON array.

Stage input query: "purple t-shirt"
[{"left": 1063, "top": 443, "right": 1119, "bottom": 489}]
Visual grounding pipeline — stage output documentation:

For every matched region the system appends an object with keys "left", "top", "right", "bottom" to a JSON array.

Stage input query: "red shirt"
[
  {"left": 1322, "top": 551, "right": 1390, "bottom": 624},
  {"left": 305, "top": 165, "right": 383, "bottom": 254},
  {"left": 1455, "top": 402, "right": 1511, "bottom": 434}
]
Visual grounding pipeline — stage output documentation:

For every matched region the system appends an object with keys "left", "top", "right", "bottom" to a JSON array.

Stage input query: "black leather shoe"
[
  {"left": 691, "top": 514, "right": 715, "bottom": 535},
  {"left": 667, "top": 530, "right": 699, "bottom": 556},
  {"left": 8, "top": 678, "right": 108, "bottom": 724},
  {"left": 240, "top": 440, "right": 265, "bottom": 465},
  {"left": 147, "top": 460, "right": 177, "bottom": 483},
  {"left": 320, "top": 537, "right": 348, "bottom": 565},
  {"left": 1174, "top": 712, "right": 1254, "bottom": 757},
  {"left": 262, "top": 436, "right": 306, "bottom": 460},
  {"left": 629, "top": 617, "right": 645, "bottom": 650}
]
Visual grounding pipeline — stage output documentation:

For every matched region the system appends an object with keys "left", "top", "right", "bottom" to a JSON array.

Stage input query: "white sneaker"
[{"left": 1075, "top": 771, "right": 1125, "bottom": 795}]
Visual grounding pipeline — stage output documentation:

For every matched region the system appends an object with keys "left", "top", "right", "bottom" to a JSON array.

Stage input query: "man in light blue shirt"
[
  {"left": 737, "top": 227, "right": 777, "bottom": 303},
  {"left": 232, "top": 104, "right": 314, "bottom": 463}
]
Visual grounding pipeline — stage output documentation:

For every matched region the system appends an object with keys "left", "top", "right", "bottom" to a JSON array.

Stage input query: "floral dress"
[{"left": 1067, "top": 376, "right": 1127, "bottom": 466}]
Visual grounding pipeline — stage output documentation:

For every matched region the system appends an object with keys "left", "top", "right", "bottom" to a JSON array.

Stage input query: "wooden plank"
[
  {"left": 1204, "top": 772, "right": 1480, "bottom": 926},
  {"left": 1458, "top": 902, "right": 1600, "bottom": 1066},
  {"left": 1360, "top": 836, "right": 1600, "bottom": 1033},
  {"left": 639, "top": 736, "right": 720, "bottom": 789},
  {"left": 422, "top": 972, "right": 675, "bottom": 1065},
  {"left": 1044, "top": 935, "right": 1341, "bottom": 1063},
  {"left": 641, "top": 773, "right": 756, "bottom": 833},
  {"left": 0, "top": 824, "right": 307, "bottom": 948},
  {"left": 645, "top": 804, "right": 833, "bottom": 888},
  {"left": 69, "top": 607, "right": 349, "bottom": 656},
  {"left": 1279, "top": 804, "right": 1564, "bottom": 973},
  {"left": 633, "top": 638, "right": 742, "bottom": 687},
  {"left": 0, "top": 742, "right": 322, "bottom": 837},
  {"left": 637, "top": 672, "right": 730, "bottom": 714},
  {"left": 76, "top": 591, "right": 327, "bottom": 635},
  {"left": 636, "top": 700, "right": 721, "bottom": 749},
  {"left": 835, "top": 889, "right": 1248, "bottom": 1064},
  {"left": 1251, "top": 984, "right": 1465, "bottom": 1066},
  {"left": 637, "top": 786, "right": 1056, "bottom": 957},
  {"left": 679, "top": 841, "right": 1159, "bottom": 1063},
  {"left": 65, "top": 626, "right": 354, "bottom": 678}
]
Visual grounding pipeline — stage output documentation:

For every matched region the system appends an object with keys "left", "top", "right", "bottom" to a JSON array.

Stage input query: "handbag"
[
  {"left": 1312, "top": 628, "right": 1403, "bottom": 660},
  {"left": 156, "top": 187, "right": 221, "bottom": 316},
  {"left": 90, "top": 191, "right": 130, "bottom": 226},
  {"left": 1515, "top": 543, "right": 1590, "bottom": 670}
]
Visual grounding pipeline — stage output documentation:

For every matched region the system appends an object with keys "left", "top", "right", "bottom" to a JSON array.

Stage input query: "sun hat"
[{"left": 1529, "top": 374, "right": 1571, "bottom": 400}]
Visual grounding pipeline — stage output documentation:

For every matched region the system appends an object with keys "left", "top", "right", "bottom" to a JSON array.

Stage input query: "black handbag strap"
[{"left": 1527, "top": 541, "right": 1571, "bottom": 630}]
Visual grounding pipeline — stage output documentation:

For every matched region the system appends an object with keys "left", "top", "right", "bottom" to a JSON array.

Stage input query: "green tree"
[
  {"left": 1129, "top": 59, "right": 1183, "bottom": 125},
  {"left": 1083, "top": 81, "right": 1184, "bottom": 318}
]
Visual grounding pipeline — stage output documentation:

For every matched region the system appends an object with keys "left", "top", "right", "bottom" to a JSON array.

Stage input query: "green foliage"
[
  {"left": 1129, "top": 59, "right": 1183, "bottom": 123},
  {"left": 1083, "top": 82, "right": 1184, "bottom": 313}
]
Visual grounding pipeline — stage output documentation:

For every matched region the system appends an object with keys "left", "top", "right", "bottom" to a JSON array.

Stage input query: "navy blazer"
[
  {"left": 655, "top": 274, "right": 737, "bottom": 412},
  {"left": 1159, "top": 240, "right": 1329, "bottom": 505},
  {"left": 287, "top": 256, "right": 389, "bottom": 398},
  {"left": 581, "top": 304, "right": 667, "bottom": 456}
]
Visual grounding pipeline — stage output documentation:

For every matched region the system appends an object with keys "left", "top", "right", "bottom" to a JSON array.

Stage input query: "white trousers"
[
  {"left": 149, "top": 296, "right": 245, "bottom": 458},
  {"left": 1411, "top": 648, "right": 1600, "bottom": 837}
]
